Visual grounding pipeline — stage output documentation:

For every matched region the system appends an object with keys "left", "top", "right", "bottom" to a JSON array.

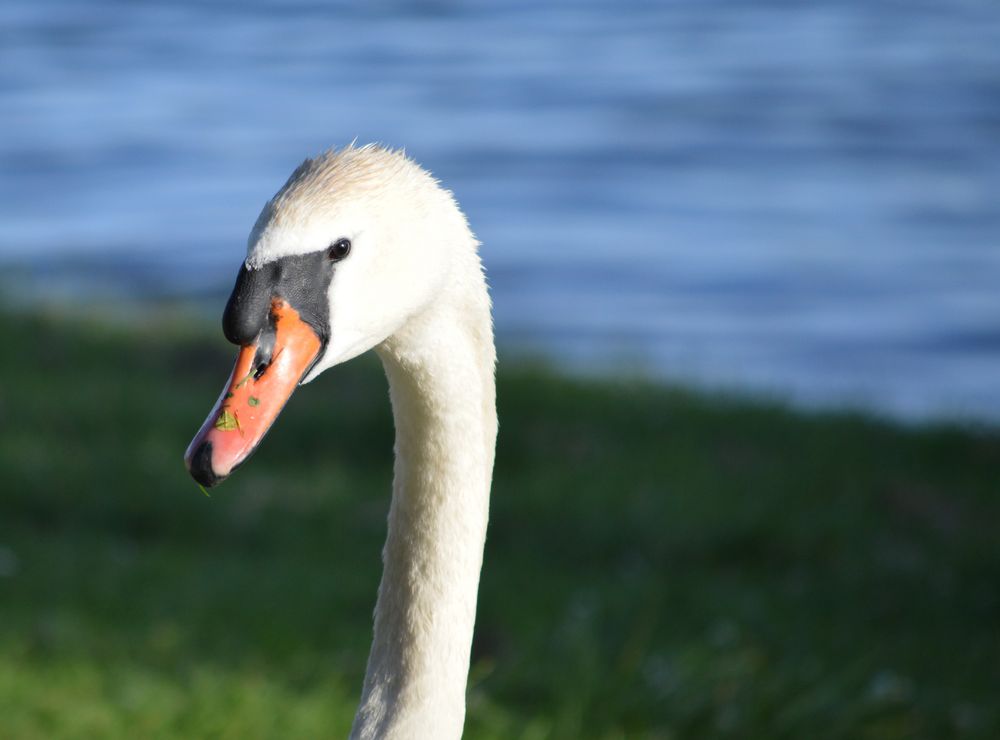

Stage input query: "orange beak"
[{"left": 184, "top": 298, "right": 322, "bottom": 487}]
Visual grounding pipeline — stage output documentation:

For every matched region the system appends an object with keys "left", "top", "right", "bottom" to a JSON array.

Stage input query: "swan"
[{"left": 183, "top": 144, "right": 497, "bottom": 739}]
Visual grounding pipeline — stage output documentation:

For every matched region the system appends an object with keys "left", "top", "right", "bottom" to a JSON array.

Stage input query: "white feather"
[{"left": 249, "top": 144, "right": 497, "bottom": 739}]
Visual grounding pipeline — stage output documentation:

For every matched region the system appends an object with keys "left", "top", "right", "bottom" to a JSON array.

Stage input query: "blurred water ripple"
[{"left": 1, "top": 0, "right": 998, "bottom": 420}]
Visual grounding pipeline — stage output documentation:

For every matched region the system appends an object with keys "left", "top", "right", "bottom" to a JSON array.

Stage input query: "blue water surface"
[{"left": 1, "top": 0, "right": 999, "bottom": 421}]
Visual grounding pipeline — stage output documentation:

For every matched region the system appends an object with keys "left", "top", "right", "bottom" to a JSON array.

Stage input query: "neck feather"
[{"left": 350, "top": 268, "right": 497, "bottom": 740}]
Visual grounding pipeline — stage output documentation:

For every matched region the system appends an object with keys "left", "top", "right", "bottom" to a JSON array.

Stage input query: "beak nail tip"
[{"left": 187, "top": 440, "right": 225, "bottom": 488}]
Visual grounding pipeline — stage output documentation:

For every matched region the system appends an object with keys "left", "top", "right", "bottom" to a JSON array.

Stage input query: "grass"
[{"left": 0, "top": 309, "right": 998, "bottom": 739}]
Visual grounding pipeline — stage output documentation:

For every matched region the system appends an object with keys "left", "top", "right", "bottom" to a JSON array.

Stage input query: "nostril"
[{"left": 250, "top": 313, "right": 278, "bottom": 377}]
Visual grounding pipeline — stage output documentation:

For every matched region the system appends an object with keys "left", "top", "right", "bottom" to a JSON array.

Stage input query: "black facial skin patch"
[{"left": 222, "top": 249, "right": 338, "bottom": 353}]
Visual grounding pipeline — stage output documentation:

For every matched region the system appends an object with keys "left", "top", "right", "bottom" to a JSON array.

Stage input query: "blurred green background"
[{"left": 1, "top": 311, "right": 997, "bottom": 738}]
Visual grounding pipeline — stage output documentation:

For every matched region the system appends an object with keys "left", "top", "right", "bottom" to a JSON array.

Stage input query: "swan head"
[{"left": 184, "top": 144, "right": 472, "bottom": 487}]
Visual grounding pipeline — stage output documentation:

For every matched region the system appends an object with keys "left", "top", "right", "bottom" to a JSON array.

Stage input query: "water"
[{"left": 2, "top": 0, "right": 999, "bottom": 421}]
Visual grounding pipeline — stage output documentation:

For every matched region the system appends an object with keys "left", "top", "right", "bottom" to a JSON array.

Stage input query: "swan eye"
[{"left": 328, "top": 238, "right": 351, "bottom": 261}]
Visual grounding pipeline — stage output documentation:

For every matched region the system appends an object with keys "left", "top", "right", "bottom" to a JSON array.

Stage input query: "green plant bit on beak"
[
  {"left": 234, "top": 368, "right": 256, "bottom": 390},
  {"left": 214, "top": 409, "right": 240, "bottom": 432},
  {"left": 248, "top": 396, "right": 260, "bottom": 407},
  {"left": 197, "top": 483, "right": 211, "bottom": 498}
]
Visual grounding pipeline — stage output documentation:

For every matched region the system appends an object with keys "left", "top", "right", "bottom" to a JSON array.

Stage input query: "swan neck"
[{"left": 351, "top": 284, "right": 496, "bottom": 740}]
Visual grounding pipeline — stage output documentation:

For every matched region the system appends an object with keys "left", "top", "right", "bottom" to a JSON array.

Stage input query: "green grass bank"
[{"left": 0, "top": 310, "right": 997, "bottom": 739}]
